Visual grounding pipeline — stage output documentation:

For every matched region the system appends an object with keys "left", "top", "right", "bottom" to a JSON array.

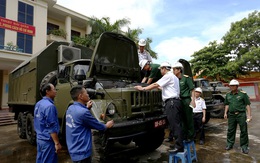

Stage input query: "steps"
[{"left": 0, "top": 109, "right": 17, "bottom": 126}]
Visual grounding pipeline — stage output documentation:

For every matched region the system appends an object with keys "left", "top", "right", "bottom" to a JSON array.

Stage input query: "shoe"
[
  {"left": 164, "top": 138, "right": 173, "bottom": 142},
  {"left": 168, "top": 148, "right": 184, "bottom": 153},
  {"left": 225, "top": 146, "right": 233, "bottom": 150},
  {"left": 242, "top": 148, "right": 249, "bottom": 154},
  {"left": 199, "top": 140, "right": 204, "bottom": 145}
]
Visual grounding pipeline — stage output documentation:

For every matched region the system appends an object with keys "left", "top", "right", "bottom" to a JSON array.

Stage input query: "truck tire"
[
  {"left": 210, "top": 109, "right": 224, "bottom": 118},
  {"left": 134, "top": 128, "right": 164, "bottom": 152},
  {"left": 40, "top": 71, "right": 57, "bottom": 92},
  {"left": 26, "top": 113, "right": 36, "bottom": 145},
  {"left": 17, "top": 112, "right": 26, "bottom": 139}
]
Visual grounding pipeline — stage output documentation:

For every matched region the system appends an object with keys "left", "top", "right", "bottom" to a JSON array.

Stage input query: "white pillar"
[
  {"left": 65, "top": 16, "right": 71, "bottom": 42},
  {"left": 86, "top": 24, "right": 92, "bottom": 35}
]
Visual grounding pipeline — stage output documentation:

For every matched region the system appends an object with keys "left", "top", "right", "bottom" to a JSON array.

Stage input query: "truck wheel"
[
  {"left": 134, "top": 128, "right": 164, "bottom": 152},
  {"left": 210, "top": 109, "right": 224, "bottom": 118},
  {"left": 26, "top": 113, "right": 36, "bottom": 145},
  {"left": 17, "top": 112, "right": 26, "bottom": 139},
  {"left": 40, "top": 71, "right": 57, "bottom": 92}
]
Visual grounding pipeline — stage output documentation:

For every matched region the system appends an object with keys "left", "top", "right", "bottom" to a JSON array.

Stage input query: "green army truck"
[
  {"left": 194, "top": 78, "right": 225, "bottom": 122},
  {"left": 8, "top": 32, "right": 167, "bottom": 157}
]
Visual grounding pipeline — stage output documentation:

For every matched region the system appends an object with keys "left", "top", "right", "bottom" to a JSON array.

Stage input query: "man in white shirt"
[
  {"left": 134, "top": 62, "right": 184, "bottom": 153},
  {"left": 137, "top": 39, "right": 152, "bottom": 63},
  {"left": 193, "top": 87, "right": 206, "bottom": 145}
]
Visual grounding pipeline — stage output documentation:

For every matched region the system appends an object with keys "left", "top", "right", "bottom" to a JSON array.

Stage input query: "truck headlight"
[{"left": 106, "top": 103, "right": 116, "bottom": 115}]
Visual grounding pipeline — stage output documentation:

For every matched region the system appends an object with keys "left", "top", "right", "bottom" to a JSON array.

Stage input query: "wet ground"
[{"left": 0, "top": 102, "right": 259, "bottom": 163}]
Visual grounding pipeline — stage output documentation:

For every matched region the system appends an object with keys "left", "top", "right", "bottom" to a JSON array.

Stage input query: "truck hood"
[{"left": 89, "top": 32, "right": 140, "bottom": 81}]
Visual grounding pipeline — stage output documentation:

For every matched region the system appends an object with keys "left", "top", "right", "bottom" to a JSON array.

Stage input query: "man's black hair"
[
  {"left": 40, "top": 83, "right": 52, "bottom": 96},
  {"left": 70, "top": 85, "right": 84, "bottom": 101}
]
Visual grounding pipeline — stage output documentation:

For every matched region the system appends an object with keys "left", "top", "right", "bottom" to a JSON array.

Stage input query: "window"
[
  {"left": 0, "top": 0, "right": 6, "bottom": 47},
  {"left": 17, "top": 32, "right": 32, "bottom": 53},
  {"left": 18, "top": 1, "right": 33, "bottom": 25},
  {"left": 47, "top": 22, "right": 59, "bottom": 35},
  {"left": 0, "top": 0, "right": 6, "bottom": 17},
  {"left": 17, "top": 2, "right": 34, "bottom": 53},
  {"left": 0, "top": 28, "right": 4, "bottom": 48},
  {"left": 71, "top": 30, "right": 80, "bottom": 37},
  {"left": 71, "top": 30, "right": 80, "bottom": 40}
]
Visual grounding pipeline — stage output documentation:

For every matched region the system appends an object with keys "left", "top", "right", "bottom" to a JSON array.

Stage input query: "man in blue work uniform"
[
  {"left": 34, "top": 83, "right": 62, "bottom": 163},
  {"left": 135, "top": 62, "right": 184, "bottom": 153},
  {"left": 66, "top": 85, "right": 114, "bottom": 163},
  {"left": 224, "top": 79, "right": 252, "bottom": 154}
]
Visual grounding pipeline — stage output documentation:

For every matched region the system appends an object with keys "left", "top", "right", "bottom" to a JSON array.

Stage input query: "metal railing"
[{"left": 0, "top": 45, "right": 23, "bottom": 52}]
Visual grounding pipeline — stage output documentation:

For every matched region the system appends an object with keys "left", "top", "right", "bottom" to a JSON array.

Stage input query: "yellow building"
[{"left": 0, "top": 0, "right": 92, "bottom": 109}]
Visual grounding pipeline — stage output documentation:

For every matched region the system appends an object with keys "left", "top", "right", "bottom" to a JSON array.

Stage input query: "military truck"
[
  {"left": 194, "top": 78, "right": 225, "bottom": 121},
  {"left": 209, "top": 81, "right": 230, "bottom": 95},
  {"left": 8, "top": 32, "right": 167, "bottom": 157}
]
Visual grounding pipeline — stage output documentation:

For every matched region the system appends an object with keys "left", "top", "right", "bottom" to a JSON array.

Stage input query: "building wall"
[
  {"left": 47, "top": 17, "right": 87, "bottom": 37},
  {"left": 0, "top": 0, "right": 91, "bottom": 109},
  {"left": 4, "top": 0, "right": 48, "bottom": 54},
  {"left": 33, "top": 0, "right": 48, "bottom": 54},
  {"left": 0, "top": 70, "right": 8, "bottom": 109}
]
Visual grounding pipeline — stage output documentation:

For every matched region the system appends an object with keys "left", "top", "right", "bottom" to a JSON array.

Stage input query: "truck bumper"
[{"left": 105, "top": 115, "right": 167, "bottom": 141}]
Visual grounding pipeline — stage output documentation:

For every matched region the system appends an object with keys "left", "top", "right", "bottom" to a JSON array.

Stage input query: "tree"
[
  {"left": 84, "top": 17, "right": 130, "bottom": 48},
  {"left": 143, "top": 37, "right": 158, "bottom": 59},
  {"left": 72, "top": 16, "right": 158, "bottom": 59},
  {"left": 191, "top": 11, "right": 260, "bottom": 80},
  {"left": 222, "top": 11, "right": 260, "bottom": 74},
  {"left": 125, "top": 27, "right": 143, "bottom": 42},
  {"left": 190, "top": 41, "right": 230, "bottom": 81}
]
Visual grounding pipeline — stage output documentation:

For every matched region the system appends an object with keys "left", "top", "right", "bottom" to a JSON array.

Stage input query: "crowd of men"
[{"left": 33, "top": 39, "right": 252, "bottom": 163}]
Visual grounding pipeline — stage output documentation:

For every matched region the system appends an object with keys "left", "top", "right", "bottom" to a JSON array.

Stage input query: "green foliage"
[
  {"left": 222, "top": 10, "right": 260, "bottom": 73},
  {"left": 72, "top": 16, "right": 157, "bottom": 59},
  {"left": 144, "top": 38, "right": 158, "bottom": 59},
  {"left": 191, "top": 10, "right": 260, "bottom": 80},
  {"left": 84, "top": 17, "right": 130, "bottom": 48},
  {"left": 49, "top": 29, "right": 67, "bottom": 38},
  {"left": 190, "top": 41, "right": 230, "bottom": 81}
]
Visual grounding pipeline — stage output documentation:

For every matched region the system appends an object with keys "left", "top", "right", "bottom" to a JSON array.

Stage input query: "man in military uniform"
[
  {"left": 173, "top": 62, "right": 195, "bottom": 141},
  {"left": 139, "top": 59, "right": 162, "bottom": 84},
  {"left": 224, "top": 79, "right": 252, "bottom": 154}
]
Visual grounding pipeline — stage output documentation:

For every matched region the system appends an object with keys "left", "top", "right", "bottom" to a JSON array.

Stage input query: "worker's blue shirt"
[
  {"left": 34, "top": 97, "right": 60, "bottom": 141},
  {"left": 66, "top": 102, "right": 106, "bottom": 161}
]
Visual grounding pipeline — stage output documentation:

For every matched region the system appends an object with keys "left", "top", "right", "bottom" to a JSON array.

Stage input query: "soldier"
[
  {"left": 139, "top": 59, "right": 162, "bottom": 84},
  {"left": 135, "top": 62, "right": 184, "bottom": 153},
  {"left": 224, "top": 79, "right": 252, "bottom": 154},
  {"left": 172, "top": 62, "right": 195, "bottom": 142}
]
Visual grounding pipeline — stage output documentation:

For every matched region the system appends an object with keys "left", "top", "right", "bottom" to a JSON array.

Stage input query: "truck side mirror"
[
  {"left": 74, "top": 69, "right": 86, "bottom": 85},
  {"left": 57, "top": 65, "right": 66, "bottom": 78}
]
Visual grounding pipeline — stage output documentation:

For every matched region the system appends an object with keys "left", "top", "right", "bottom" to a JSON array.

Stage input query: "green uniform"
[
  {"left": 224, "top": 90, "right": 250, "bottom": 149},
  {"left": 145, "top": 64, "right": 162, "bottom": 82},
  {"left": 180, "top": 74, "right": 195, "bottom": 140}
]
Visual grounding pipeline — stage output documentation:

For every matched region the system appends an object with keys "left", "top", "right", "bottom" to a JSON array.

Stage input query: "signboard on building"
[{"left": 0, "top": 16, "right": 35, "bottom": 36}]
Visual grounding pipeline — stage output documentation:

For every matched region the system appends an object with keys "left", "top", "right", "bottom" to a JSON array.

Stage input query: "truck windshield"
[
  {"left": 201, "top": 80, "right": 210, "bottom": 87},
  {"left": 73, "top": 64, "right": 89, "bottom": 77}
]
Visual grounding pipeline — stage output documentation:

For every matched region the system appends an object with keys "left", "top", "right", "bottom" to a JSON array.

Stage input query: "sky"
[{"left": 57, "top": 0, "right": 260, "bottom": 65}]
